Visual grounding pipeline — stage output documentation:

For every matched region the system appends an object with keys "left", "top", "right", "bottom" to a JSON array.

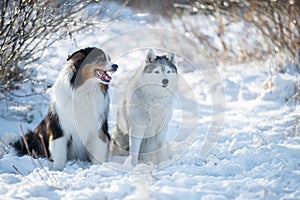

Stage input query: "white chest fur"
[
  {"left": 72, "top": 79, "right": 108, "bottom": 144},
  {"left": 50, "top": 74, "right": 108, "bottom": 164},
  {"left": 128, "top": 86, "right": 173, "bottom": 127}
]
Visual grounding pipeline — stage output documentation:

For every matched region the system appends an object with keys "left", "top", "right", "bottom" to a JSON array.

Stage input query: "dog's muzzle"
[
  {"left": 111, "top": 64, "right": 118, "bottom": 72},
  {"left": 162, "top": 79, "right": 169, "bottom": 87},
  {"left": 94, "top": 64, "right": 118, "bottom": 83}
]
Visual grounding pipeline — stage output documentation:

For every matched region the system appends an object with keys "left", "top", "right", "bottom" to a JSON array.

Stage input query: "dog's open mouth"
[{"left": 94, "top": 69, "right": 112, "bottom": 83}]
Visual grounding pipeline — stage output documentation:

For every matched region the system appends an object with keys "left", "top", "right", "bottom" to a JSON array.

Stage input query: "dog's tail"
[
  {"left": 108, "top": 126, "right": 129, "bottom": 156},
  {"left": 1, "top": 131, "right": 49, "bottom": 157}
]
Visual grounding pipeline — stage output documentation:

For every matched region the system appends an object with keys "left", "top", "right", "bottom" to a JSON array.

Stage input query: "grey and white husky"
[{"left": 109, "top": 49, "right": 178, "bottom": 165}]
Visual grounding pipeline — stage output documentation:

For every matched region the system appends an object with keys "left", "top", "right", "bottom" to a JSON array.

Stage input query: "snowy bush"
[
  {"left": 172, "top": 0, "right": 299, "bottom": 64},
  {"left": 0, "top": 0, "right": 111, "bottom": 121},
  {"left": 126, "top": 0, "right": 300, "bottom": 101},
  {"left": 0, "top": 0, "right": 106, "bottom": 98}
]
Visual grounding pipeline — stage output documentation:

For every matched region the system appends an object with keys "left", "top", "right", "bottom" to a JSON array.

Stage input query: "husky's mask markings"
[
  {"left": 109, "top": 49, "right": 178, "bottom": 165},
  {"left": 143, "top": 55, "right": 177, "bottom": 88},
  {"left": 11, "top": 47, "right": 118, "bottom": 170}
]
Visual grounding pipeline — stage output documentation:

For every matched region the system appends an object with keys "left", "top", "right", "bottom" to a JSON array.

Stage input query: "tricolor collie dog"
[
  {"left": 109, "top": 49, "right": 178, "bottom": 165},
  {"left": 11, "top": 47, "right": 118, "bottom": 170}
]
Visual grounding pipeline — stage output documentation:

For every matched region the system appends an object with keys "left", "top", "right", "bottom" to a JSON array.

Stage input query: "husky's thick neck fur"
[
  {"left": 11, "top": 47, "right": 118, "bottom": 170},
  {"left": 109, "top": 49, "right": 178, "bottom": 165}
]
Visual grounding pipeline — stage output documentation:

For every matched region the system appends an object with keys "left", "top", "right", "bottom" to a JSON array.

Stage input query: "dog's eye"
[
  {"left": 167, "top": 70, "right": 171, "bottom": 73},
  {"left": 154, "top": 71, "right": 160, "bottom": 74}
]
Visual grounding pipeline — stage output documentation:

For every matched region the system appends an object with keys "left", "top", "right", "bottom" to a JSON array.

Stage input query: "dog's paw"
[
  {"left": 123, "top": 155, "right": 137, "bottom": 167},
  {"left": 51, "top": 162, "right": 65, "bottom": 171}
]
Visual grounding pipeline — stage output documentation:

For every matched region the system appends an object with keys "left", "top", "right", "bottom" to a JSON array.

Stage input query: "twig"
[
  {"left": 18, "top": 124, "right": 31, "bottom": 156},
  {"left": 38, "top": 134, "right": 59, "bottom": 184},
  {"left": 35, "top": 155, "right": 58, "bottom": 184},
  {"left": 19, "top": 124, "right": 61, "bottom": 185},
  {"left": 12, "top": 164, "right": 25, "bottom": 177},
  {"left": 12, "top": 164, "right": 34, "bottom": 184},
  {"left": 0, "top": 138, "right": 10, "bottom": 149},
  {"left": 122, "top": 0, "right": 130, "bottom": 7},
  {"left": 38, "top": 134, "right": 48, "bottom": 159},
  {"left": 0, "top": 138, "right": 10, "bottom": 155},
  {"left": 33, "top": 144, "right": 59, "bottom": 186},
  {"left": 18, "top": 124, "right": 46, "bottom": 181},
  {"left": 4, "top": 90, "right": 48, "bottom": 98},
  {"left": 32, "top": 150, "right": 61, "bottom": 186},
  {"left": 30, "top": 151, "right": 45, "bottom": 181}
]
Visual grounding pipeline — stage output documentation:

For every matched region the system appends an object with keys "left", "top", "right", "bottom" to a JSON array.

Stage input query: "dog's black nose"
[
  {"left": 111, "top": 64, "right": 118, "bottom": 71},
  {"left": 162, "top": 79, "right": 169, "bottom": 85}
]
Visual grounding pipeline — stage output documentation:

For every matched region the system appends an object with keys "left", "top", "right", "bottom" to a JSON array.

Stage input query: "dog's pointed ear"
[
  {"left": 167, "top": 52, "right": 177, "bottom": 66},
  {"left": 67, "top": 50, "right": 85, "bottom": 63},
  {"left": 145, "top": 49, "right": 156, "bottom": 63}
]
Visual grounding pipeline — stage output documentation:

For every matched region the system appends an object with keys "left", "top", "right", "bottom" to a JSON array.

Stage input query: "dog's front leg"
[
  {"left": 49, "top": 137, "right": 67, "bottom": 170},
  {"left": 129, "top": 126, "right": 146, "bottom": 165},
  {"left": 154, "top": 125, "right": 169, "bottom": 165},
  {"left": 88, "top": 137, "right": 107, "bottom": 165}
]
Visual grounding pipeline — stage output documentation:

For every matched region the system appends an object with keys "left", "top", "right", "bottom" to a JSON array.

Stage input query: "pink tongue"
[
  {"left": 105, "top": 74, "right": 112, "bottom": 80},
  {"left": 98, "top": 71, "right": 111, "bottom": 81}
]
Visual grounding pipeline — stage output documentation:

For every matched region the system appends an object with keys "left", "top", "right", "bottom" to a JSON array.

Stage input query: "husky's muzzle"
[{"left": 162, "top": 79, "right": 169, "bottom": 87}]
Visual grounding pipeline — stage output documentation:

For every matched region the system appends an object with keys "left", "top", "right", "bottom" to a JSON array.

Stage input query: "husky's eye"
[
  {"left": 154, "top": 70, "right": 160, "bottom": 74},
  {"left": 167, "top": 70, "right": 171, "bottom": 73}
]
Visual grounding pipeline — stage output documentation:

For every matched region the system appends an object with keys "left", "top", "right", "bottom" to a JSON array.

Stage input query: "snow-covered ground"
[{"left": 1, "top": 2, "right": 300, "bottom": 199}]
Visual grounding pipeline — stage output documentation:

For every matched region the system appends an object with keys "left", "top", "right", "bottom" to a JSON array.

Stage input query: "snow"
[{"left": 1, "top": 2, "right": 300, "bottom": 200}]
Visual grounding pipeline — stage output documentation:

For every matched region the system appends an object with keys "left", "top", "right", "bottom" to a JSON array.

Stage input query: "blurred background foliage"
[
  {"left": 0, "top": 0, "right": 108, "bottom": 96},
  {"left": 120, "top": 0, "right": 299, "bottom": 66},
  {"left": 0, "top": 0, "right": 299, "bottom": 119}
]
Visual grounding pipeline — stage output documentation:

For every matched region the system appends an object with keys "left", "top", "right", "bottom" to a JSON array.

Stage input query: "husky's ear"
[
  {"left": 145, "top": 49, "right": 156, "bottom": 63},
  {"left": 166, "top": 52, "right": 177, "bottom": 66},
  {"left": 67, "top": 51, "right": 85, "bottom": 63}
]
